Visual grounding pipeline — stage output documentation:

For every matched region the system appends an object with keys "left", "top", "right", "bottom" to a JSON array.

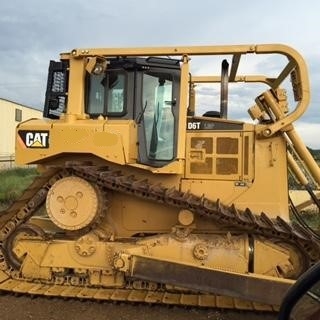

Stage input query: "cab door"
[{"left": 137, "top": 67, "right": 180, "bottom": 167}]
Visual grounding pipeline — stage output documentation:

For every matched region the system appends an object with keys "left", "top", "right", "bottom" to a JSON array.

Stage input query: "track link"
[{"left": 0, "top": 164, "right": 319, "bottom": 312}]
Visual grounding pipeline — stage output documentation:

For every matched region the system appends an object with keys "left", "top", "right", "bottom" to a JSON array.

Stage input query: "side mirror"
[{"left": 278, "top": 261, "right": 320, "bottom": 320}]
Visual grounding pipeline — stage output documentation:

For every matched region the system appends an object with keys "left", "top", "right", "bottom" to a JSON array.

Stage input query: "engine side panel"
[
  {"left": 16, "top": 119, "right": 138, "bottom": 165},
  {"left": 184, "top": 127, "right": 288, "bottom": 219}
]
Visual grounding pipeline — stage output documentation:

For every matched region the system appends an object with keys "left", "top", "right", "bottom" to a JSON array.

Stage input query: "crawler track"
[
  {"left": 0, "top": 292, "right": 279, "bottom": 320},
  {"left": 0, "top": 164, "right": 319, "bottom": 312}
]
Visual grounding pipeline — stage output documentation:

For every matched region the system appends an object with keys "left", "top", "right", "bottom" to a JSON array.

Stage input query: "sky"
[{"left": 1, "top": 0, "right": 320, "bottom": 148}]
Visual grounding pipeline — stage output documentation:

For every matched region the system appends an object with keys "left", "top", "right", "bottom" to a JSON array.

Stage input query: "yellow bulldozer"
[{"left": 0, "top": 44, "right": 319, "bottom": 311}]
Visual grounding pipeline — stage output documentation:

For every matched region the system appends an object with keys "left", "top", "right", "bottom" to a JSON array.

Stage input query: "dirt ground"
[{"left": 0, "top": 293, "right": 278, "bottom": 320}]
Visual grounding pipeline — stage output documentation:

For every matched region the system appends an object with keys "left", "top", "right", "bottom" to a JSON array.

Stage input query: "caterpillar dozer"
[{"left": 1, "top": 44, "right": 320, "bottom": 311}]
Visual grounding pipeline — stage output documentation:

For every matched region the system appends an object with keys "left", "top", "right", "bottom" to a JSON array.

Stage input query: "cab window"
[
  {"left": 142, "top": 72, "right": 175, "bottom": 161},
  {"left": 87, "top": 71, "right": 126, "bottom": 116}
]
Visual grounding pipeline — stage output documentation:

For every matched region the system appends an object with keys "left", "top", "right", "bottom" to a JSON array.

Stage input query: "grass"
[{"left": 0, "top": 167, "right": 38, "bottom": 208}]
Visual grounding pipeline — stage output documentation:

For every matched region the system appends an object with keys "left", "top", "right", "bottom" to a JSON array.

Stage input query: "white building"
[{"left": 0, "top": 98, "right": 42, "bottom": 168}]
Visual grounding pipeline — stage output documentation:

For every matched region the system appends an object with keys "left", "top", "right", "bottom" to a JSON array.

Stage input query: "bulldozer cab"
[
  {"left": 85, "top": 58, "right": 181, "bottom": 166},
  {"left": 44, "top": 56, "right": 181, "bottom": 168}
]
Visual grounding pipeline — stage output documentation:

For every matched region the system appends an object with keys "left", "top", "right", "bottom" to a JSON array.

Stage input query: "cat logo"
[{"left": 18, "top": 130, "right": 50, "bottom": 148}]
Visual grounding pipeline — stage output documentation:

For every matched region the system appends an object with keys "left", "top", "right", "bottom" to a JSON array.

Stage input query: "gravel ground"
[{"left": 0, "top": 293, "right": 278, "bottom": 320}]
